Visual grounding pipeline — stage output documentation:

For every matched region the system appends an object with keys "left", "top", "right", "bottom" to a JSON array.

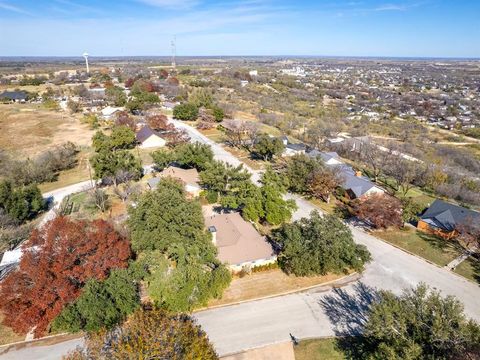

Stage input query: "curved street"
[{"left": 0, "top": 120, "right": 479, "bottom": 359}]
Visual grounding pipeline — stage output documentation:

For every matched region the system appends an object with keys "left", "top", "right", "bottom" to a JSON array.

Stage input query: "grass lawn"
[
  {"left": 405, "top": 188, "right": 436, "bottom": 210},
  {"left": 309, "top": 198, "right": 338, "bottom": 215},
  {"left": 0, "top": 314, "right": 24, "bottom": 346},
  {"left": 454, "top": 256, "right": 480, "bottom": 284},
  {"left": 373, "top": 227, "right": 462, "bottom": 267},
  {"left": 224, "top": 146, "right": 264, "bottom": 170},
  {"left": 294, "top": 338, "right": 345, "bottom": 360},
  {"left": 207, "top": 269, "right": 350, "bottom": 307}
]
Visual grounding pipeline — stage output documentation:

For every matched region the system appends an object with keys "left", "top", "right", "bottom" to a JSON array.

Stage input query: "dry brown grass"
[
  {"left": 207, "top": 269, "right": 348, "bottom": 307},
  {"left": 0, "top": 103, "right": 93, "bottom": 157},
  {"left": 0, "top": 314, "right": 24, "bottom": 346}
]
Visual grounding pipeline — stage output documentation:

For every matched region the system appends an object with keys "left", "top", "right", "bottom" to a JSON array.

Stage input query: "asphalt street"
[{"left": 1, "top": 120, "right": 478, "bottom": 359}]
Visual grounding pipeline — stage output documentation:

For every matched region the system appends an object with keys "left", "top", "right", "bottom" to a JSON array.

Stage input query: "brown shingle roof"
[{"left": 203, "top": 209, "right": 275, "bottom": 265}]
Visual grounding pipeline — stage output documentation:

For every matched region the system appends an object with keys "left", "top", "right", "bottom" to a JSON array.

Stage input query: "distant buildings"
[{"left": 0, "top": 90, "right": 28, "bottom": 102}]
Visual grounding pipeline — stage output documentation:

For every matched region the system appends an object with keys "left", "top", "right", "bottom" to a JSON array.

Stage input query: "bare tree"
[
  {"left": 113, "top": 181, "right": 140, "bottom": 203},
  {"left": 88, "top": 188, "right": 110, "bottom": 213},
  {"left": 352, "top": 194, "right": 403, "bottom": 229}
]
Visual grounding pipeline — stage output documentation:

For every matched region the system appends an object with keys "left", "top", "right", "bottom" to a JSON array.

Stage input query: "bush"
[{"left": 173, "top": 103, "right": 199, "bottom": 121}]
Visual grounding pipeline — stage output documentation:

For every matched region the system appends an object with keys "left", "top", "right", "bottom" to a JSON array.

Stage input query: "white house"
[
  {"left": 100, "top": 106, "right": 124, "bottom": 120},
  {"left": 281, "top": 136, "right": 307, "bottom": 157},
  {"left": 136, "top": 125, "right": 167, "bottom": 148}
]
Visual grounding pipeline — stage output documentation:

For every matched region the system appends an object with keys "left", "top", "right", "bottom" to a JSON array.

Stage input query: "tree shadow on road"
[
  {"left": 319, "top": 281, "right": 379, "bottom": 336},
  {"left": 319, "top": 282, "right": 380, "bottom": 359}
]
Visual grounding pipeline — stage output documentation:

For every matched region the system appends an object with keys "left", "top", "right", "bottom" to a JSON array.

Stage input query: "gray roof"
[
  {"left": 136, "top": 125, "right": 162, "bottom": 143},
  {"left": 286, "top": 142, "right": 306, "bottom": 151},
  {"left": 307, "top": 150, "right": 379, "bottom": 198},
  {"left": 331, "top": 164, "right": 380, "bottom": 198},
  {"left": 308, "top": 150, "right": 341, "bottom": 163},
  {"left": 420, "top": 199, "right": 480, "bottom": 232},
  {"left": 0, "top": 91, "right": 27, "bottom": 101}
]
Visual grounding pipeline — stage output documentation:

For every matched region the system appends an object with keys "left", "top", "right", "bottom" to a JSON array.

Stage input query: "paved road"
[
  {"left": 172, "top": 120, "right": 480, "bottom": 355},
  {"left": 1, "top": 120, "right": 479, "bottom": 359},
  {"left": 0, "top": 339, "right": 83, "bottom": 360}
]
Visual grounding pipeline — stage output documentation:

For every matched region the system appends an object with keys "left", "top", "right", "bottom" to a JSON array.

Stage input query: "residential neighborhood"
[{"left": 1, "top": 1, "right": 480, "bottom": 359}]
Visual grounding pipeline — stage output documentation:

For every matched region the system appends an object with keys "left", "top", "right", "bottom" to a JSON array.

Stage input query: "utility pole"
[{"left": 171, "top": 35, "right": 176, "bottom": 71}]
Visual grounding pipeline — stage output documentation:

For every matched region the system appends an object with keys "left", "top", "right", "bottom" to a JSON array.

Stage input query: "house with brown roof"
[
  {"left": 148, "top": 166, "right": 201, "bottom": 197},
  {"left": 203, "top": 206, "right": 276, "bottom": 272}
]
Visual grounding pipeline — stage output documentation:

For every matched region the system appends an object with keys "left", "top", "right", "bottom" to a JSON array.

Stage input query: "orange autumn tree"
[{"left": 0, "top": 216, "right": 131, "bottom": 337}]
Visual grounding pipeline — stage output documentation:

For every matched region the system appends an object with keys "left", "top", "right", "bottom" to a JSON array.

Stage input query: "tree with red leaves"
[
  {"left": 352, "top": 193, "right": 403, "bottom": 229},
  {"left": 124, "top": 77, "right": 135, "bottom": 88},
  {"left": 0, "top": 217, "right": 131, "bottom": 337},
  {"left": 146, "top": 114, "right": 173, "bottom": 132},
  {"left": 115, "top": 111, "right": 136, "bottom": 131}
]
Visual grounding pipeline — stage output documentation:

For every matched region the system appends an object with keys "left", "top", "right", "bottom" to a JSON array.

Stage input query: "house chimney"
[{"left": 208, "top": 226, "right": 217, "bottom": 246}]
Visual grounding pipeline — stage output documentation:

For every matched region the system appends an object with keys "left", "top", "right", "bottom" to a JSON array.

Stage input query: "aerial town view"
[{"left": 0, "top": 1, "right": 479, "bottom": 359}]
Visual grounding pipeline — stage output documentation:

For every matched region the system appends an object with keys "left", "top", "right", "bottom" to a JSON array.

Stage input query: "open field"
[
  {"left": 207, "top": 269, "right": 350, "bottom": 307},
  {"left": 294, "top": 338, "right": 345, "bottom": 360},
  {"left": 373, "top": 227, "right": 462, "bottom": 267},
  {"left": 0, "top": 103, "right": 93, "bottom": 157}
]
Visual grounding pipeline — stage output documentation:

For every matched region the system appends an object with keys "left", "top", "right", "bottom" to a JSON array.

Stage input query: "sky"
[{"left": 0, "top": 0, "right": 479, "bottom": 57}]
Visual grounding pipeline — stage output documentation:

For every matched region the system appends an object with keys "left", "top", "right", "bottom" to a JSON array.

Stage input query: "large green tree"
[
  {"left": 90, "top": 150, "right": 142, "bottom": 185},
  {"left": 284, "top": 154, "right": 323, "bottom": 194},
  {"left": 127, "top": 178, "right": 230, "bottom": 311},
  {"left": 175, "top": 142, "right": 214, "bottom": 171},
  {"left": 52, "top": 268, "right": 139, "bottom": 333},
  {"left": 253, "top": 134, "right": 285, "bottom": 161},
  {"left": 272, "top": 211, "right": 371, "bottom": 276},
  {"left": 173, "top": 103, "right": 199, "bottom": 120},
  {"left": 199, "top": 161, "right": 251, "bottom": 202},
  {"left": 0, "top": 180, "right": 45, "bottom": 223},
  {"left": 362, "top": 284, "right": 480, "bottom": 359}
]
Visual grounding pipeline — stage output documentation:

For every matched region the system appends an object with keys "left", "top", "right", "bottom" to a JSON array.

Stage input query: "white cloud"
[
  {"left": 374, "top": 4, "right": 406, "bottom": 11},
  {"left": 137, "top": 0, "right": 200, "bottom": 9},
  {"left": 0, "top": 1, "right": 32, "bottom": 15}
]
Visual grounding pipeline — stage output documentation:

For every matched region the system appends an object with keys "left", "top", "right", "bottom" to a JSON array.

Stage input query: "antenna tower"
[{"left": 171, "top": 35, "right": 176, "bottom": 70}]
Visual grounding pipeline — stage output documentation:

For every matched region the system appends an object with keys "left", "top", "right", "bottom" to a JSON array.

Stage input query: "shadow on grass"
[
  {"left": 417, "top": 231, "right": 461, "bottom": 253},
  {"left": 319, "top": 282, "right": 380, "bottom": 359},
  {"left": 469, "top": 254, "right": 480, "bottom": 284}
]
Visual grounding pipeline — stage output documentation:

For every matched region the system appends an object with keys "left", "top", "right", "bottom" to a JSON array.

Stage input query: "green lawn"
[
  {"left": 373, "top": 227, "right": 463, "bottom": 267},
  {"left": 294, "top": 338, "right": 345, "bottom": 360},
  {"left": 454, "top": 256, "right": 480, "bottom": 284}
]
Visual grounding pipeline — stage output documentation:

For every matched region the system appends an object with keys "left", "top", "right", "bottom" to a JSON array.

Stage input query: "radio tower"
[{"left": 171, "top": 35, "right": 177, "bottom": 70}]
